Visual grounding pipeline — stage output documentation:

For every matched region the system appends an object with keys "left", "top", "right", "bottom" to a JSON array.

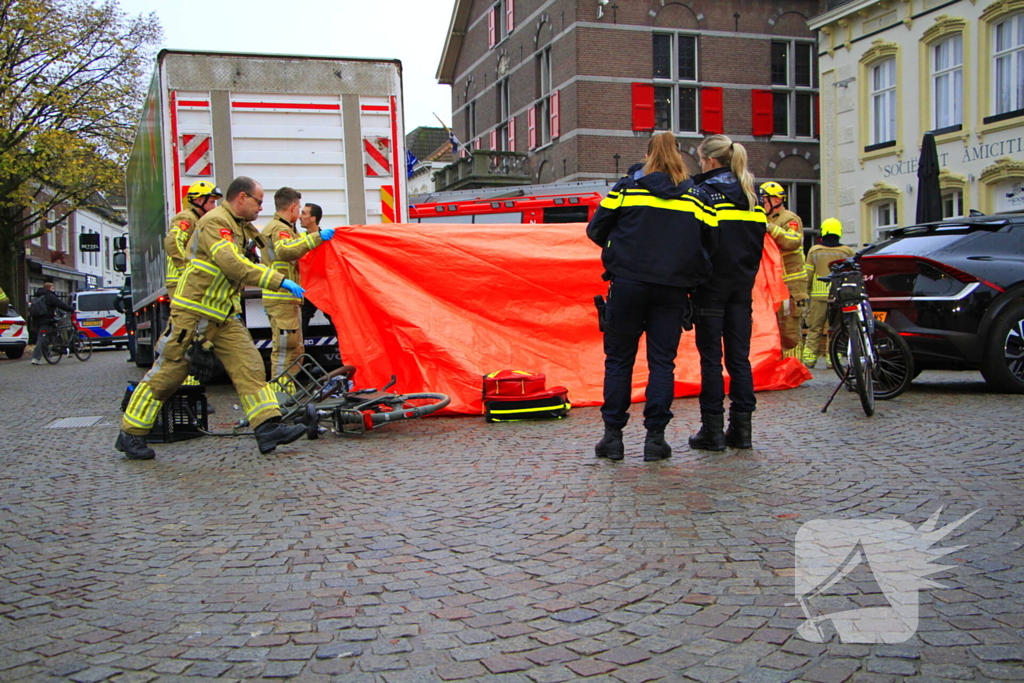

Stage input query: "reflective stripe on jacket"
[
  {"left": 767, "top": 209, "right": 808, "bottom": 299},
  {"left": 693, "top": 167, "right": 767, "bottom": 293},
  {"left": 806, "top": 243, "right": 856, "bottom": 299},
  {"left": 171, "top": 204, "right": 285, "bottom": 322},
  {"left": 164, "top": 207, "right": 201, "bottom": 290},
  {"left": 586, "top": 171, "right": 718, "bottom": 289},
  {"left": 260, "top": 215, "right": 323, "bottom": 305}
]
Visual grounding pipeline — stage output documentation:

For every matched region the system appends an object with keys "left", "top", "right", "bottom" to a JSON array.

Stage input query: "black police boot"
[
  {"left": 254, "top": 418, "right": 307, "bottom": 454},
  {"left": 725, "top": 410, "right": 753, "bottom": 449},
  {"left": 643, "top": 427, "right": 672, "bottom": 461},
  {"left": 688, "top": 411, "right": 726, "bottom": 451},
  {"left": 594, "top": 426, "right": 624, "bottom": 461},
  {"left": 115, "top": 431, "right": 156, "bottom": 460}
]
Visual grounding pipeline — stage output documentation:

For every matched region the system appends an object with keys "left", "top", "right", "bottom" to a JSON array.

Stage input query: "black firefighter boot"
[
  {"left": 116, "top": 431, "right": 156, "bottom": 460},
  {"left": 725, "top": 410, "right": 753, "bottom": 449},
  {"left": 255, "top": 418, "right": 307, "bottom": 454},
  {"left": 643, "top": 427, "right": 672, "bottom": 461},
  {"left": 688, "top": 411, "right": 726, "bottom": 451},
  {"left": 595, "top": 426, "right": 624, "bottom": 461}
]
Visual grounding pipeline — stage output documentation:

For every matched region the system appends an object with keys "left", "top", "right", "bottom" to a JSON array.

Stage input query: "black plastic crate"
[{"left": 146, "top": 385, "right": 208, "bottom": 443}]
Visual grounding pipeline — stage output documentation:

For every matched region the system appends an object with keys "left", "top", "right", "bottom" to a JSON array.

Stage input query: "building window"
[
  {"left": 870, "top": 58, "right": 896, "bottom": 145},
  {"left": 875, "top": 200, "right": 898, "bottom": 239},
  {"left": 537, "top": 47, "right": 553, "bottom": 146},
  {"left": 468, "top": 100, "right": 476, "bottom": 143},
  {"left": 933, "top": 35, "right": 963, "bottom": 130},
  {"left": 787, "top": 183, "right": 818, "bottom": 233},
  {"left": 652, "top": 33, "right": 699, "bottom": 133},
  {"left": 942, "top": 191, "right": 964, "bottom": 218},
  {"left": 771, "top": 40, "right": 816, "bottom": 138},
  {"left": 994, "top": 13, "right": 1024, "bottom": 116}
]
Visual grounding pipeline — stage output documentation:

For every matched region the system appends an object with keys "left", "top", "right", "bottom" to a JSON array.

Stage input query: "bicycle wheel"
[
  {"left": 73, "top": 334, "right": 92, "bottom": 361},
  {"left": 41, "top": 332, "right": 62, "bottom": 364},
  {"left": 848, "top": 318, "right": 875, "bottom": 416},
  {"left": 367, "top": 393, "right": 451, "bottom": 426},
  {"left": 830, "top": 320, "right": 913, "bottom": 400}
]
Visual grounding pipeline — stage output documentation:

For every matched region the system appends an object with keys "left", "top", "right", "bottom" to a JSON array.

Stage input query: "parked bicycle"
[
  {"left": 40, "top": 312, "right": 92, "bottom": 364},
  {"left": 820, "top": 257, "right": 913, "bottom": 416}
]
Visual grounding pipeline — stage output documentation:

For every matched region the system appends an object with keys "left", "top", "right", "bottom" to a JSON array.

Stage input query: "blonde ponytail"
[{"left": 697, "top": 134, "right": 758, "bottom": 208}]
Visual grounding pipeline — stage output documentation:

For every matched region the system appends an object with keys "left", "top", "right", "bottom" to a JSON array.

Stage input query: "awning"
[{"left": 27, "top": 257, "right": 90, "bottom": 284}]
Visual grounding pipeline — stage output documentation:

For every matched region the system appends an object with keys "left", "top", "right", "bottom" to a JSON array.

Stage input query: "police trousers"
[
  {"left": 693, "top": 288, "right": 756, "bottom": 415},
  {"left": 121, "top": 309, "right": 280, "bottom": 435},
  {"left": 601, "top": 278, "right": 689, "bottom": 430}
]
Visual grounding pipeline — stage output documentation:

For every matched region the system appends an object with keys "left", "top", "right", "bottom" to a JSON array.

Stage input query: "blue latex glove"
[
  {"left": 280, "top": 279, "right": 305, "bottom": 298},
  {"left": 319, "top": 227, "right": 335, "bottom": 241}
]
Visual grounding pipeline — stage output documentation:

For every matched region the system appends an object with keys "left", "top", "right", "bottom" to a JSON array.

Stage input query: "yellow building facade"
[{"left": 811, "top": 0, "right": 1024, "bottom": 245}]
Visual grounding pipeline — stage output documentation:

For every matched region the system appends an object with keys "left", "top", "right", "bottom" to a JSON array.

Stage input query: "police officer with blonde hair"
[
  {"left": 116, "top": 176, "right": 308, "bottom": 460},
  {"left": 261, "top": 188, "right": 335, "bottom": 387}
]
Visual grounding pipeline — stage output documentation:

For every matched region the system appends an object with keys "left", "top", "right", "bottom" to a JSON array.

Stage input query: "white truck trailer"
[{"left": 123, "top": 49, "right": 407, "bottom": 368}]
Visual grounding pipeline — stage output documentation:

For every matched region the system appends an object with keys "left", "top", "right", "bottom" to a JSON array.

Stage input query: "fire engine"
[{"left": 409, "top": 180, "right": 613, "bottom": 225}]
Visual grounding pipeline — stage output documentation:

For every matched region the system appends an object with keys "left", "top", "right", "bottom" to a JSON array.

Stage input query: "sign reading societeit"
[{"left": 877, "top": 135, "right": 1024, "bottom": 179}]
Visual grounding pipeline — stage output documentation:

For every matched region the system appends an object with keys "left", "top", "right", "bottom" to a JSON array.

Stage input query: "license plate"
[
  {"left": 873, "top": 311, "right": 887, "bottom": 322},
  {"left": 80, "top": 320, "right": 102, "bottom": 327},
  {"left": 0, "top": 323, "right": 9, "bottom": 331}
]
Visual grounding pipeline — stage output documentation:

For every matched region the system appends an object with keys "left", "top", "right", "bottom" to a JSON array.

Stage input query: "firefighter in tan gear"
[
  {"left": 115, "top": 176, "right": 308, "bottom": 460},
  {"left": 760, "top": 182, "right": 808, "bottom": 355},
  {"left": 803, "top": 217, "right": 856, "bottom": 368},
  {"left": 166, "top": 181, "right": 222, "bottom": 298},
  {"left": 260, "top": 188, "right": 335, "bottom": 387}
]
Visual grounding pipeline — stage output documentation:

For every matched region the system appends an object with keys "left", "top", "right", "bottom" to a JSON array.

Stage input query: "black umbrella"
[{"left": 916, "top": 132, "right": 943, "bottom": 223}]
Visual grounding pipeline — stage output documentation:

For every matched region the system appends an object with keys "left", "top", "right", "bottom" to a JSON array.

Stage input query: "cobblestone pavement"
[{"left": 1, "top": 349, "right": 1022, "bottom": 683}]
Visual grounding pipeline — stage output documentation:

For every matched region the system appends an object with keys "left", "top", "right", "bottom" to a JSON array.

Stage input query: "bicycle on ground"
[{"left": 820, "top": 257, "right": 913, "bottom": 416}]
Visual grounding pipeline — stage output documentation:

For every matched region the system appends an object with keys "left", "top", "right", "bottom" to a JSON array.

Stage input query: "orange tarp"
[{"left": 301, "top": 223, "right": 811, "bottom": 415}]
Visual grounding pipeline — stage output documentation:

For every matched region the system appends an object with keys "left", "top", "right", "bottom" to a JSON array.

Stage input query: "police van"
[{"left": 73, "top": 288, "right": 128, "bottom": 349}]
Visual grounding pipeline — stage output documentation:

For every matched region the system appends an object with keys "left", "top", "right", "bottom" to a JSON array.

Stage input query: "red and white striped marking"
[
  {"left": 364, "top": 137, "right": 392, "bottom": 177},
  {"left": 181, "top": 134, "right": 212, "bottom": 176}
]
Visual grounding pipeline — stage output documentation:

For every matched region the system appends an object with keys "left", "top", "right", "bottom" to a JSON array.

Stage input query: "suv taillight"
[{"left": 861, "top": 255, "right": 1005, "bottom": 297}]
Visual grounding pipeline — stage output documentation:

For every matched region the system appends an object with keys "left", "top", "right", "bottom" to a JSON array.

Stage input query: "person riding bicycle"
[
  {"left": 804, "top": 218, "right": 855, "bottom": 369},
  {"left": 29, "top": 282, "right": 74, "bottom": 365}
]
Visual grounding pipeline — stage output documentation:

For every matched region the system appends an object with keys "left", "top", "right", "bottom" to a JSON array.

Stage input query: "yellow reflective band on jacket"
[
  {"left": 123, "top": 383, "right": 162, "bottom": 430},
  {"left": 239, "top": 385, "right": 279, "bottom": 421},
  {"left": 713, "top": 203, "right": 768, "bottom": 225},
  {"left": 614, "top": 189, "right": 718, "bottom": 225},
  {"left": 599, "top": 191, "right": 622, "bottom": 210}
]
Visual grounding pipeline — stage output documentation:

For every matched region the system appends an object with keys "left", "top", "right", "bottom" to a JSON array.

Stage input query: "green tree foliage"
[{"left": 0, "top": 0, "right": 160, "bottom": 307}]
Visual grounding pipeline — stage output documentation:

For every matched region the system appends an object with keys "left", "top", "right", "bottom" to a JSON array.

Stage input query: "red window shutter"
[
  {"left": 528, "top": 106, "right": 537, "bottom": 150},
  {"left": 550, "top": 90, "right": 560, "bottom": 138},
  {"left": 701, "top": 87, "right": 724, "bottom": 135},
  {"left": 489, "top": 129, "right": 498, "bottom": 150},
  {"left": 507, "top": 116, "right": 516, "bottom": 151},
  {"left": 751, "top": 89, "right": 774, "bottom": 136},
  {"left": 488, "top": 8, "right": 496, "bottom": 48},
  {"left": 814, "top": 94, "right": 820, "bottom": 138},
  {"left": 631, "top": 83, "right": 655, "bottom": 132},
  {"left": 506, "top": 0, "right": 515, "bottom": 33}
]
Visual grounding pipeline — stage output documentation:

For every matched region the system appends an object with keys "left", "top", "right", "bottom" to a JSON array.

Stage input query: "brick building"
[{"left": 437, "top": 0, "right": 826, "bottom": 227}]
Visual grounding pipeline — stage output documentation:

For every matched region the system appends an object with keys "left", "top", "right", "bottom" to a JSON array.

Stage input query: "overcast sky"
[{"left": 115, "top": 0, "right": 455, "bottom": 132}]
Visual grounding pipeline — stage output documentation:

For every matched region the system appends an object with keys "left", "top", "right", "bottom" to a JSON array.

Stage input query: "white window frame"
[
  {"left": 870, "top": 58, "right": 897, "bottom": 145},
  {"left": 770, "top": 39, "right": 817, "bottom": 138},
  {"left": 652, "top": 32, "right": 699, "bottom": 134},
  {"left": 537, "top": 47, "right": 553, "bottom": 147},
  {"left": 993, "top": 12, "right": 1024, "bottom": 116},
  {"left": 874, "top": 200, "right": 898, "bottom": 241},
  {"left": 942, "top": 190, "right": 964, "bottom": 218},
  {"left": 933, "top": 35, "right": 963, "bottom": 130}
]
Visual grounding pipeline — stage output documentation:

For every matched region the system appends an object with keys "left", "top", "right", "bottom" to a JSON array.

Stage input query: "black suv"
[{"left": 859, "top": 213, "right": 1024, "bottom": 393}]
